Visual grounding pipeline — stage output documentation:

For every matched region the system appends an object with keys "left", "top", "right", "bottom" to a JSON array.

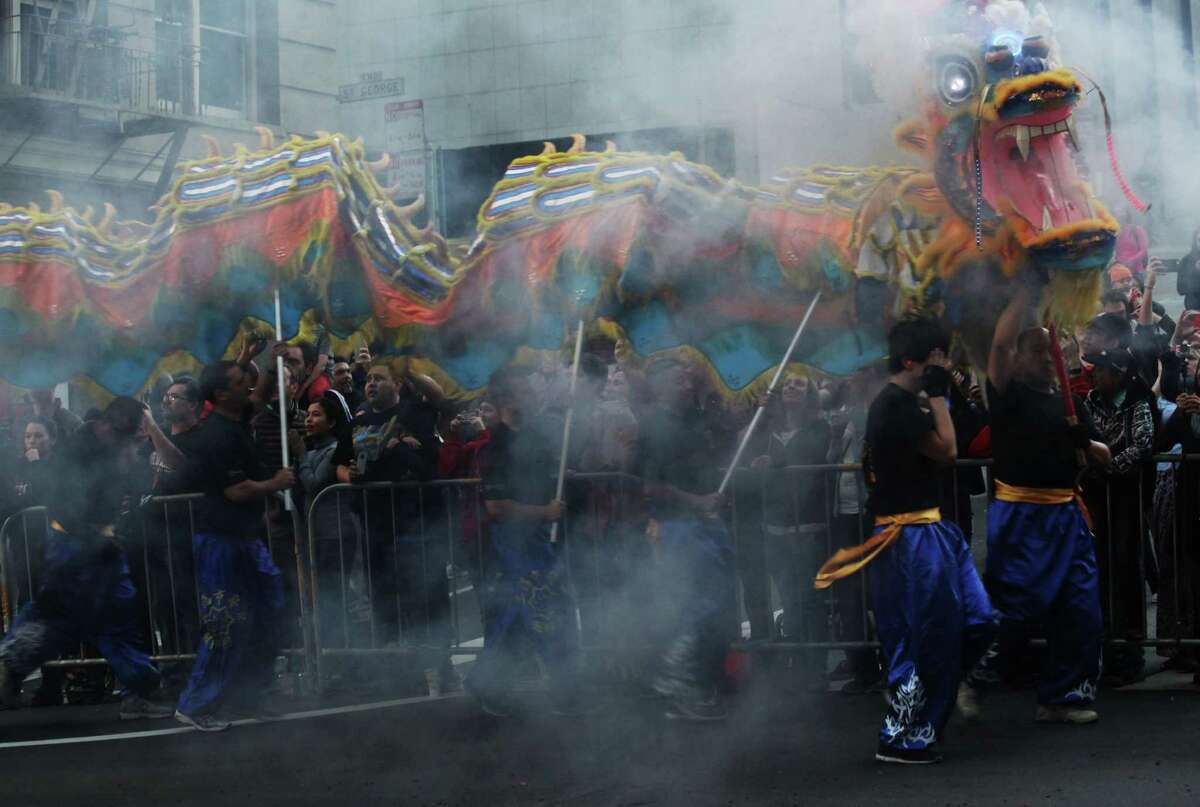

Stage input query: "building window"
[
  {"left": 155, "top": 0, "right": 252, "bottom": 118},
  {"left": 198, "top": 0, "right": 249, "bottom": 114}
]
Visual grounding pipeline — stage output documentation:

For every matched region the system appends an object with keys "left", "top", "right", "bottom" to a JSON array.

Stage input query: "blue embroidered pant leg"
[
  {"left": 872, "top": 521, "right": 993, "bottom": 752},
  {"left": 970, "top": 500, "right": 1102, "bottom": 705},
  {"left": 177, "top": 534, "right": 284, "bottom": 716},
  {"left": 0, "top": 537, "right": 159, "bottom": 696},
  {"left": 469, "top": 522, "right": 575, "bottom": 696}
]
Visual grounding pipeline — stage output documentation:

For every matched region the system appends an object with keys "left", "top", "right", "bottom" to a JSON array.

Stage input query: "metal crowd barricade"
[
  {"left": 729, "top": 455, "right": 1200, "bottom": 664},
  {"left": 0, "top": 493, "right": 314, "bottom": 679},
  {"left": 304, "top": 472, "right": 647, "bottom": 691},
  {"left": 306, "top": 478, "right": 488, "bottom": 690}
]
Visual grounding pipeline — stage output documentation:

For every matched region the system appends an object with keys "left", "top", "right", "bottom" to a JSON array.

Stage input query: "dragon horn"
[
  {"left": 200, "top": 135, "right": 222, "bottom": 158},
  {"left": 568, "top": 133, "right": 586, "bottom": 154},
  {"left": 366, "top": 153, "right": 391, "bottom": 172},
  {"left": 46, "top": 190, "right": 64, "bottom": 213},
  {"left": 254, "top": 126, "right": 275, "bottom": 150},
  {"left": 99, "top": 203, "right": 117, "bottom": 232},
  {"left": 80, "top": 205, "right": 94, "bottom": 224},
  {"left": 605, "top": 140, "right": 617, "bottom": 154},
  {"left": 541, "top": 141, "right": 557, "bottom": 155},
  {"left": 396, "top": 194, "right": 426, "bottom": 220}
]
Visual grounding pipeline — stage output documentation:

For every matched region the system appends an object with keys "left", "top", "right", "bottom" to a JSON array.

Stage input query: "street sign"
[
  {"left": 383, "top": 100, "right": 427, "bottom": 200},
  {"left": 338, "top": 76, "right": 405, "bottom": 103}
]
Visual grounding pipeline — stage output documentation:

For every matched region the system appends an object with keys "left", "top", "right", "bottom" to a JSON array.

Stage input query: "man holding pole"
[
  {"left": 173, "top": 360, "right": 295, "bottom": 732},
  {"left": 467, "top": 368, "right": 576, "bottom": 717},
  {"left": 814, "top": 318, "right": 994, "bottom": 764},
  {"left": 632, "top": 355, "right": 736, "bottom": 722},
  {"left": 962, "top": 283, "right": 1111, "bottom": 724}
]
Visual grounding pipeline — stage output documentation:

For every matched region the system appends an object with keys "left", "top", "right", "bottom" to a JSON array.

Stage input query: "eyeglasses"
[{"left": 162, "top": 393, "right": 188, "bottom": 403}]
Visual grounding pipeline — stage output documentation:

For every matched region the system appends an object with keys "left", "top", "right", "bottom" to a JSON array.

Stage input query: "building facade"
[{"left": 0, "top": 0, "right": 338, "bottom": 214}]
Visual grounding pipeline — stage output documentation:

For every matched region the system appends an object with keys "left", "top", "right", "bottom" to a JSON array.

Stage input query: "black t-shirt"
[
  {"left": 48, "top": 425, "right": 137, "bottom": 535},
  {"left": 987, "top": 379, "right": 1093, "bottom": 489},
  {"left": 350, "top": 403, "right": 431, "bottom": 483},
  {"left": 155, "top": 424, "right": 207, "bottom": 495},
  {"left": 478, "top": 422, "right": 555, "bottom": 506},
  {"left": 187, "top": 412, "right": 269, "bottom": 539},
  {"left": 863, "top": 383, "right": 940, "bottom": 517}
]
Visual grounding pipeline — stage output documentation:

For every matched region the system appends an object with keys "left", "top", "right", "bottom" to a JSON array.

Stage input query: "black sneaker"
[
  {"left": 119, "top": 695, "right": 175, "bottom": 721},
  {"left": 175, "top": 709, "right": 232, "bottom": 733},
  {"left": 475, "top": 693, "right": 515, "bottom": 718},
  {"left": 549, "top": 697, "right": 589, "bottom": 717},
  {"left": 840, "top": 676, "right": 884, "bottom": 695},
  {"left": 875, "top": 744, "right": 942, "bottom": 765},
  {"left": 0, "top": 660, "right": 21, "bottom": 709},
  {"left": 665, "top": 697, "right": 728, "bottom": 722}
]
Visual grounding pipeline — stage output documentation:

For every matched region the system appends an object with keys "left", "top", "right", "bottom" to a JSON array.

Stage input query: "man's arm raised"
[{"left": 988, "top": 285, "right": 1033, "bottom": 394}]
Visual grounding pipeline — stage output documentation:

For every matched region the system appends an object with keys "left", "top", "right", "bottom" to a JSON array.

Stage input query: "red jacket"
[{"left": 437, "top": 429, "right": 491, "bottom": 546}]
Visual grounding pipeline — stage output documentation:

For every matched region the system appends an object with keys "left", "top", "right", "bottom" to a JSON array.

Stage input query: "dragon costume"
[{"left": 0, "top": 0, "right": 1131, "bottom": 402}]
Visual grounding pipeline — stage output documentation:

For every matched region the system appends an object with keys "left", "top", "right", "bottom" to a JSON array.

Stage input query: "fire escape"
[{"left": 0, "top": 0, "right": 199, "bottom": 200}]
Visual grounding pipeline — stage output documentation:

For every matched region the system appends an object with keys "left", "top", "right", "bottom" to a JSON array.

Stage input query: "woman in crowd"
[
  {"left": 10, "top": 417, "right": 60, "bottom": 513},
  {"left": 297, "top": 395, "right": 359, "bottom": 651}
]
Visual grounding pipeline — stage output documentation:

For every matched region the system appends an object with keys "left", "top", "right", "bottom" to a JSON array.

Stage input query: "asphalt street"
[{"left": 2, "top": 673, "right": 1197, "bottom": 807}]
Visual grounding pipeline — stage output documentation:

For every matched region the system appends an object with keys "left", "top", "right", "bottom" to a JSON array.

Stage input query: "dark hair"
[
  {"left": 296, "top": 340, "right": 318, "bottom": 369},
  {"left": 82, "top": 408, "right": 103, "bottom": 422},
  {"left": 310, "top": 393, "right": 354, "bottom": 459},
  {"left": 577, "top": 353, "right": 608, "bottom": 383},
  {"left": 103, "top": 396, "right": 145, "bottom": 435},
  {"left": 1100, "top": 289, "right": 1131, "bottom": 312},
  {"left": 332, "top": 355, "right": 350, "bottom": 366},
  {"left": 1016, "top": 326, "right": 1048, "bottom": 354},
  {"left": 1087, "top": 312, "right": 1133, "bottom": 348},
  {"left": 200, "top": 360, "right": 239, "bottom": 404},
  {"left": 23, "top": 415, "right": 59, "bottom": 444},
  {"left": 887, "top": 318, "right": 949, "bottom": 373},
  {"left": 487, "top": 366, "right": 532, "bottom": 406},
  {"left": 169, "top": 376, "right": 202, "bottom": 403}
]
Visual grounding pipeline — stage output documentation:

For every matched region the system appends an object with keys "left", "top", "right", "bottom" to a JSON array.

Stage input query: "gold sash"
[
  {"left": 994, "top": 480, "right": 1092, "bottom": 530},
  {"left": 813, "top": 508, "right": 941, "bottom": 590}
]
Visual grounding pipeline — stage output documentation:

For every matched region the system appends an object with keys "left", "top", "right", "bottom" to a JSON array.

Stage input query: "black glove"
[
  {"left": 1067, "top": 421, "right": 1091, "bottom": 450},
  {"left": 921, "top": 365, "right": 952, "bottom": 398}
]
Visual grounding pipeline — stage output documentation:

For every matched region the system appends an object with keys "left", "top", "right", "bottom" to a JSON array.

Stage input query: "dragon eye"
[{"left": 938, "top": 58, "right": 978, "bottom": 106}]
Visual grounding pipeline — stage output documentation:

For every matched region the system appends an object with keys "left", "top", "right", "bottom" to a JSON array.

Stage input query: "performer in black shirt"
[
  {"left": 964, "top": 285, "right": 1111, "bottom": 725},
  {"left": 636, "top": 356, "right": 736, "bottom": 722},
  {"left": 815, "top": 318, "right": 994, "bottom": 765},
  {"left": 174, "top": 360, "right": 296, "bottom": 732},
  {"left": 0, "top": 398, "right": 175, "bottom": 722},
  {"left": 466, "top": 369, "right": 574, "bottom": 717}
]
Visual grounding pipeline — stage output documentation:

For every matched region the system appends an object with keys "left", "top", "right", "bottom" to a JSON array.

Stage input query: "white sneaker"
[
  {"left": 424, "top": 668, "right": 441, "bottom": 698},
  {"left": 956, "top": 682, "right": 981, "bottom": 722}
]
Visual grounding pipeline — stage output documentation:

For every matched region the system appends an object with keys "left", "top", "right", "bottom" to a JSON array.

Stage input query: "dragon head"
[{"left": 895, "top": 1, "right": 1118, "bottom": 285}]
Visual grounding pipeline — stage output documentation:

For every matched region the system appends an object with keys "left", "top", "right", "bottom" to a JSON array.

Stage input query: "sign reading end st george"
[{"left": 339, "top": 77, "right": 405, "bottom": 103}]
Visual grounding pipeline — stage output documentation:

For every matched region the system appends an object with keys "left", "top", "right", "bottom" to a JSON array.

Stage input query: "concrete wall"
[{"left": 334, "top": 0, "right": 909, "bottom": 225}]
